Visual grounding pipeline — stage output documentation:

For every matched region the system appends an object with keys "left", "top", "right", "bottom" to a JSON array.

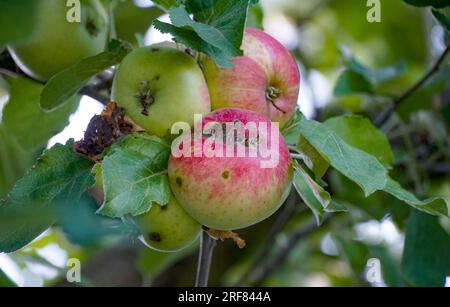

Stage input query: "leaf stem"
[
  {"left": 374, "top": 46, "right": 450, "bottom": 127},
  {"left": 195, "top": 230, "right": 217, "bottom": 287}
]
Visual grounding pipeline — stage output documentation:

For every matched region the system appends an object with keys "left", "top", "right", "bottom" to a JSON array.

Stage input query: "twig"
[
  {"left": 374, "top": 46, "right": 450, "bottom": 127},
  {"left": 195, "top": 230, "right": 217, "bottom": 287},
  {"left": 250, "top": 214, "right": 332, "bottom": 286},
  {"left": 234, "top": 192, "right": 301, "bottom": 286}
]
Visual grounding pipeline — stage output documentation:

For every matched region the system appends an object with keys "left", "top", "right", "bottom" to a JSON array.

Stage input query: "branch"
[
  {"left": 234, "top": 192, "right": 301, "bottom": 286},
  {"left": 374, "top": 46, "right": 450, "bottom": 127},
  {"left": 195, "top": 230, "right": 217, "bottom": 287},
  {"left": 250, "top": 214, "right": 332, "bottom": 286}
]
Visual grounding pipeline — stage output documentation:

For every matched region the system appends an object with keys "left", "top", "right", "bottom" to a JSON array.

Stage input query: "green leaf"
[
  {"left": 334, "top": 70, "right": 373, "bottom": 96},
  {"left": 297, "top": 137, "right": 330, "bottom": 180},
  {"left": 403, "top": 0, "right": 449, "bottom": 9},
  {"left": 0, "top": 0, "right": 37, "bottom": 45},
  {"left": 154, "top": 0, "right": 251, "bottom": 67},
  {"left": 402, "top": 210, "right": 450, "bottom": 286},
  {"left": 432, "top": 9, "right": 450, "bottom": 31},
  {"left": 283, "top": 110, "right": 329, "bottom": 179},
  {"left": 324, "top": 115, "right": 395, "bottom": 166},
  {"left": 0, "top": 141, "right": 95, "bottom": 253},
  {"left": 369, "top": 244, "right": 404, "bottom": 287},
  {"left": 347, "top": 58, "right": 406, "bottom": 85},
  {"left": 60, "top": 195, "right": 125, "bottom": 246},
  {"left": 299, "top": 115, "right": 387, "bottom": 196},
  {"left": 2, "top": 77, "right": 79, "bottom": 151},
  {"left": 383, "top": 178, "right": 449, "bottom": 217},
  {"left": 246, "top": 3, "right": 264, "bottom": 29},
  {"left": 0, "top": 269, "right": 16, "bottom": 287},
  {"left": 152, "top": 0, "right": 182, "bottom": 10},
  {"left": 98, "top": 134, "right": 171, "bottom": 218},
  {"left": 40, "top": 40, "right": 132, "bottom": 111},
  {"left": 0, "top": 125, "right": 33, "bottom": 198},
  {"left": 293, "top": 163, "right": 347, "bottom": 225}
]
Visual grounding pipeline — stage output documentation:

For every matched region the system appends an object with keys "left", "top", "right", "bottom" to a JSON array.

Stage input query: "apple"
[
  {"left": 135, "top": 195, "right": 201, "bottom": 252},
  {"left": 168, "top": 108, "right": 293, "bottom": 231},
  {"left": 8, "top": 0, "right": 108, "bottom": 81},
  {"left": 93, "top": 164, "right": 200, "bottom": 252},
  {"left": 201, "top": 28, "right": 300, "bottom": 128},
  {"left": 112, "top": 45, "right": 211, "bottom": 139}
]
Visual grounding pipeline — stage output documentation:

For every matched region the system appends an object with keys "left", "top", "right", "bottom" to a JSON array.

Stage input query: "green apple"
[
  {"left": 8, "top": 0, "right": 108, "bottom": 81},
  {"left": 135, "top": 195, "right": 201, "bottom": 252},
  {"left": 112, "top": 46, "right": 211, "bottom": 139}
]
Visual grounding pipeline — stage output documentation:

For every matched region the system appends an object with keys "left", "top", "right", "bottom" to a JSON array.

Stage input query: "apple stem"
[{"left": 195, "top": 230, "right": 217, "bottom": 287}]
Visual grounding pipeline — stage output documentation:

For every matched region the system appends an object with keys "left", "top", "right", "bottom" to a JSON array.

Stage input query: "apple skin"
[
  {"left": 112, "top": 46, "right": 211, "bottom": 139},
  {"left": 201, "top": 28, "right": 300, "bottom": 128},
  {"left": 8, "top": 0, "right": 108, "bottom": 81},
  {"left": 136, "top": 195, "right": 201, "bottom": 252},
  {"left": 93, "top": 165, "right": 200, "bottom": 252},
  {"left": 168, "top": 108, "right": 293, "bottom": 231}
]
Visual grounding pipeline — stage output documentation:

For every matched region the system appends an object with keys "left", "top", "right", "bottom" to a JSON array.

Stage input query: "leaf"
[
  {"left": 324, "top": 115, "right": 395, "bottom": 166},
  {"left": 0, "top": 269, "right": 16, "bottom": 287},
  {"left": 0, "top": 0, "right": 37, "bottom": 45},
  {"left": 402, "top": 210, "right": 450, "bottom": 286},
  {"left": 98, "top": 134, "right": 171, "bottom": 218},
  {"left": 154, "top": 0, "right": 251, "bottom": 67},
  {"left": 293, "top": 163, "right": 347, "bottom": 225},
  {"left": 403, "top": 0, "right": 449, "bottom": 9},
  {"left": 346, "top": 57, "right": 406, "bottom": 86},
  {"left": 384, "top": 178, "right": 449, "bottom": 217},
  {"left": 0, "top": 141, "right": 95, "bottom": 253},
  {"left": 334, "top": 69, "right": 373, "bottom": 96},
  {"left": 40, "top": 40, "right": 132, "bottom": 111},
  {"left": 152, "top": 0, "right": 182, "bottom": 10},
  {"left": 2, "top": 77, "right": 79, "bottom": 151},
  {"left": 246, "top": 3, "right": 264, "bottom": 29},
  {"left": 60, "top": 195, "right": 125, "bottom": 246},
  {"left": 283, "top": 110, "right": 329, "bottom": 179},
  {"left": 369, "top": 244, "right": 404, "bottom": 287},
  {"left": 432, "top": 9, "right": 450, "bottom": 31},
  {"left": 0, "top": 125, "right": 33, "bottom": 198},
  {"left": 299, "top": 115, "right": 387, "bottom": 196}
]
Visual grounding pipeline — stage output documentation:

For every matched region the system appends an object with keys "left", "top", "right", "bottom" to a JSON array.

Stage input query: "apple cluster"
[
  {"left": 112, "top": 28, "right": 299, "bottom": 251},
  {"left": 6, "top": 1, "right": 300, "bottom": 253}
]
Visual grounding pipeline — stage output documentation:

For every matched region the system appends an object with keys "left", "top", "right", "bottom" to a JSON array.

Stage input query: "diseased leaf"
[{"left": 98, "top": 134, "right": 171, "bottom": 218}]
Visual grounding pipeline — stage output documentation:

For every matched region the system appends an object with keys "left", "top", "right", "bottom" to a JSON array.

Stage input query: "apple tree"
[{"left": 0, "top": 0, "right": 449, "bottom": 287}]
